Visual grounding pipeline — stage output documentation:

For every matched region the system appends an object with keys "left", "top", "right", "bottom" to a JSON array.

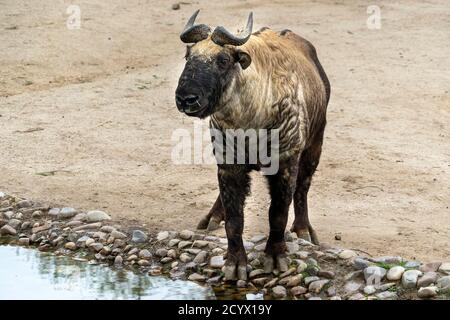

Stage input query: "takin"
[{"left": 175, "top": 10, "right": 330, "bottom": 281}]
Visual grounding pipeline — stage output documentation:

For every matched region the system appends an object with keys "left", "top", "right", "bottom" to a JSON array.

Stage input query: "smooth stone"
[
  {"left": 309, "top": 279, "right": 329, "bottom": 294},
  {"left": 139, "top": 249, "right": 152, "bottom": 259},
  {"left": 243, "top": 241, "right": 254, "bottom": 250},
  {"left": 286, "top": 242, "right": 299, "bottom": 254},
  {"left": 179, "top": 230, "right": 195, "bottom": 240},
  {"left": 249, "top": 269, "right": 265, "bottom": 278},
  {"left": 438, "top": 262, "right": 450, "bottom": 275},
  {"left": 387, "top": 266, "right": 405, "bottom": 281},
  {"left": 127, "top": 254, "right": 138, "bottom": 261},
  {"left": 193, "top": 240, "right": 209, "bottom": 248},
  {"left": 417, "top": 272, "right": 439, "bottom": 288},
  {"left": 17, "top": 200, "right": 33, "bottom": 208},
  {"left": 59, "top": 207, "right": 78, "bottom": 219},
  {"left": 184, "top": 248, "right": 201, "bottom": 255},
  {"left": 193, "top": 251, "right": 208, "bottom": 264},
  {"left": 377, "top": 282, "right": 396, "bottom": 291},
  {"left": 271, "top": 286, "right": 287, "bottom": 298},
  {"left": 353, "top": 257, "right": 373, "bottom": 270},
  {"left": 157, "top": 231, "right": 169, "bottom": 241},
  {"left": 318, "top": 270, "right": 335, "bottom": 279},
  {"left": 100, "top": 226, "right": 115, "bottom": 233},
  {"left": 209, "top": 255, "right": 225, "bottom": 268},
  {"left": 295, "top": 251, "right": 309, "bottom": 259},
  {"left": 420, "top": 262, "right": 442, "bottom": 273},
  {"left": 279, "top": 267, "right": 296, "bottom": 278},
  {"left": 114, "top": 255, "right": 123, "bottom": 265},
  {"left": 168, "top": 239, "right": 180, "bottom": 247},
  {"left": 64, "top": 242, "right": 77, "bottom": 250},
  {"left": 372, "top": 256, "right": 403, "bottom": 264},
  {"left": 86, "top": 210, "right": 111, "bottom": 222},
  {"left": 156, "top": 248, "right": 168, "bottom": 257},
  {"left": 160, "top": 257, "right": 173, "bottom": 263},
  {"left": 0, "top": 224, "right": 16, "bottom": 236},
  {"left": 254, "top": 243, "right": 266, "bottom": 251},
  {"left": 304, "top": 276, "right": 320, "bottom": 286},
  {"left": 110, "top": 230, "right": 127, "bottom": 239},
  {"left": 417, "top": 286, "right": 438, "bottom": 299},
  {"left": 376, "top": 291, "right": 398, "bottom": 300},
  {"left": 72, "top": 213, "right": 87, "bottom": 221},
  {"left": 437, "top": 276, "right": 450, "bottom": 290},
  {"left": 364, "top": 266, "right": 387, "bottom": 284},
  {"left": 0, "top": 192, "right": 5, "bottom": 199},
  {"left": 19, "top": 237, "right": 30, "bottom": 246},
  {"left": 138, "top": 259, "right": 150, "bottom": 266},
  {"left": 252, "top": 277, "right": 269, "bottom": 286},
  {"left": 188, "top": 273, "right": 206, "bottom": 282},
  {"left": 89, "top": 242, "right": 104, "bottom": 252},
  {"left": 326, "top": 286, "right": 337, "bottom": 297},
  {"left": 131, "top": 230, "right": 148, "bottom": 243},
  {"left": 363, "top": 285, "right": 377, "bottom": 295},
  {"left": 287, "top": 274, "right": 303, "bottom": 287},
  {"left": 404, "top": 261, "right": 421, "bottom": 269},
  {"left": 237, "top": 280, "right": 247, "bottom": 288},
  {"left": 250, "top": 234, "right": 266, "bottom": 243},
  {"left": 66, "top": 221, "right": 83, "bottom": 228},
  {"left": 72, "top": 222, "right": 101, "bottom": 231},
  {"left": 339, "top": 249, "right": 357, "bottom": 259},
  {"left": 3, "top": 211, "right": 14, "bottom": 220},
  {"left": 402, "top": 270, "right": 423, "bottom": 289},
  {"left": 179, "top": 253, "right": 192, "bottom": 263},
  {"left": 167, "top": 249, "right": 177, "bottom": 259},
  {"left": 178, "top": 241, "right": 192, "bottom": 249},
  {"left": 348, "top": 293, "right": 365, "bottom": 300},
  {"left": 296, "top": 261, "right": 308, "bottom": 273},
  {"left": 8, "top": 219, "right": 21, "bottom": 229},
  {"left": 291, "top": 286, "right": 307, "bottom": 296},
  {"left": 344, "top": 281, "right": 363, "bottom": 294}
]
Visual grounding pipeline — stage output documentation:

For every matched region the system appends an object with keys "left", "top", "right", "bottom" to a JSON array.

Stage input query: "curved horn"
[
  {"left": 211, "top": 12, "right": 253, "bottom": 46},
  {"left": 180, "top": 10, "right": 211, "bottom": 43}
]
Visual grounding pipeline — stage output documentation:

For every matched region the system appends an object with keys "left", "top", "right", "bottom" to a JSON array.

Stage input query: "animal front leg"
[
  {"left": 218, "top": 165, "right": 250, "bottom": 281},
  {"left": 264, "top": 158, "right": 298, "bottom": 273},
  {"left": 196, "top": 194, "right": 224, "bottom": 231}
]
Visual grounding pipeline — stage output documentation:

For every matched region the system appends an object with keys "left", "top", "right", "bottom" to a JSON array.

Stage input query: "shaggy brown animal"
[{"left": 175, "top": 11, "right": 330, "bottom": 280}]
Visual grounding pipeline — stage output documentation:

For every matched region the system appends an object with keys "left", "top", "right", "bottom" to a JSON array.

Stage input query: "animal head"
[{"left": 175, "top": 10, "right": 253, "bottom": 118}]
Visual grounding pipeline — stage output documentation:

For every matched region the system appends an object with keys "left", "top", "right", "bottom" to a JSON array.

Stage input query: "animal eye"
[{"left": 217, "top": 54, "right": 230, "bottom": 68}]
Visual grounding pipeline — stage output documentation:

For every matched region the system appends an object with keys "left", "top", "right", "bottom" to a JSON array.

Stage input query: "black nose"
[{"left": 176, "top": 94, "right": 200, "bottom": 107}]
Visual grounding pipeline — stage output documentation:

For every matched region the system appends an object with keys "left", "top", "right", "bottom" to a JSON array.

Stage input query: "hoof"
[
  {"left": 206, "top": 219, "right": 222, "bottom": 231},
  {"left": 223, "top": 262, "right": 247, "bottom": 281},
  {"left": 291, "top": 226, "right": 320, "bottom": 245},
  {"left": 263, "top": 254, "right": 289, "bottom": 273}
]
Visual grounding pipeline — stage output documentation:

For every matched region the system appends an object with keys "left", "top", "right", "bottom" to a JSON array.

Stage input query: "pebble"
[
  {"left": 66, "top": 221, "right": 83, "bottom": 228},
  {"left": 72, "top": 222, "right": 101, "bottom": 232},
  {"left": 271, "top": 286, "right": 287, "bottom": 298},
  {"left": 437, "top": 276, "right": 450, "bottom": 290},
  {"left": 417, "top": 272, "right": 439, "bottom": 288},
  {"left": 344, "top": 281, "right": 363, "bottom": 295},
  {"left": 193, "top": 251, "right": 208, "bottom": 264},
  {"left": 375, "top": 291, "right": 398, "bottom": 300},
  {"left": 287, "top": 274, "right": 303, "bottom": 287},
  {"left": 167, "top": 249, "right": 177, "bottom": 259},
  {"left": 17, "top": 200, "right": 33, "bottom": 208},
  {"left": 318, "top": 270, "right": 335, "bottom": 279},
  {"left": 386, "top": 266, "right": 405, "bottom": 281},
  {"left": 286, "top": 242, "right": 299, "bottom": 254},
  {"left": 59, "top": 207, "right": 78, "bottom": 219},
  {"left": 0, "top": 192, "right": 5, "bottom": 199},
  {"left": 252, "top": 277, "right": 269, "bottom": 286},
  {"left": 64, "top": 242, "right": 77, "bottom": 250},
  {"left": 417, "top": 286, "right": 438, "bottom": 299},
  {"left": 438, "top": 262, "right": 450, "bottom": 275},
  {"left": 291, "top": 286, "right": 307, "bottom": 296},
  {"left": 339, "top": 249, "right": 357, "bottom": 259},
  {"left": 8, "top": 219, "right": 21, "bottom": 229},
  {"left": 254, "top": 243, "right": 266, "bottom": 251},
  {"left": 161, "top": 257, "right": 173, "bottom": 263},
  {"left": 372, "top": 256, "right": 403, "bottom": 264},
  {"left": 127, "top": 254, "right": 138, "bottom": 261},
  {"left": 131, "top": 230, "right": 148, "bottom": 243},
  {"left": 308, "top": 296, "right": 322, "bottom": 300},
  {"left": 19, "top": 237, "right": 30, "bottom": 246},
  {"left": 250, "top": 234, "right": 266, "bottom": 243},
  {"left": 264, "top": 278, "right": 278, "bottom": 288},
  {"left": 139, "top": 249, "right": 152, "bottom": 259},
  {"left": 114, "top": 255, "right": 123, "bottom": 265},
  {"left": 348, "top": 293, "right": 365, "bottom": 300},
  {"left": 178, "top": 241, "right": 192, "bottom": 249},
  {"left": 404, "top": 261, "right": 421, "bottom": 269},
  {"left": 237, "top": 280, "right": 247, "bottom": 288},
  {"left": 157, "top": 231, "right": 169, "bottom": 241},
  {"left": 171, "top": 3, "right": 180, "bottom": 10},
  {"left": 209, "top": 256, "right": 225, "bottom": 268},
  {"left": 279, "top": 267, "right": 296, "bottom": 278},
  {"left": 100, "top": 226, "right": 115, "bottom": 233},
  {"left": 168, "top": 239, "right": 180, "bottom": 247},
  {"left": 326, "top": 286, "right": 337, "bottom": 297},
  {"left": 188, "top": 273, "right": 206, "bottom": 282},
  {"left": 156, "top": 248, "right": 168, "bottom": 257},
  {"left": 364, "top": 266, "right": 387, "bottom": 284},
  {"left": 420, "top": 262, "right": 441, "bottom": 273},
  {"left": 89, "top": 242, "right": 104, "bottom": 252},
  {"left": 304, "top": 276, "right": 320, "bottom": 286},
  {"left": 296, "top": 261, "right": 308, "bottom": 273},
  {"left": 179, "top": 230, "right": 195, "bottom": 240},
  {"left": 138, "top": 259, "right": 150, "bottom": 266},
  {"left": 377, "top": 282, "right": 396, "bottom": 291},
  {"left": 179, "top": 253, "right": 192, "bottom": 263},
  {"left": 249, "top": 269, "right": 265, "bottom": 278},
  {"left": 86, "top": 210, "right": 111, "bottom": 222},
  {"left": 353, "top": 257, "right": 372, "bottom": 270},
  {"left": 363, "top": 285, "right": 377, "bottom": 295},
  {"left": 295, "top": 251, "right": 309, "bottom": 259},
  {"left": 72, "top": 213, "right": 86, "bottom": 221},
  {"left": 193, "top": 240, "right": 209, "bottom": 248},
  {"left": 401, "top": 269, "right": 422, "bottom": 289},
  {"left": 110, "top": 230, "right": 127, "bottom": 239},
  {"left": 0, "top": 224, "right": 17, "bottom": 236}
]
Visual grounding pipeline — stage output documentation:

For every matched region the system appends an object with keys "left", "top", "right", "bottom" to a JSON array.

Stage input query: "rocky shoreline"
[{"left": 0, "top": 191, "right": 449, "bottom": 300}]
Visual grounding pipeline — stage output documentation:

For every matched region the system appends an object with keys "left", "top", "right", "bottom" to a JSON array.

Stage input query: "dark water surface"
[{"left": 0, "top": 245, "right": 217, "bottom": 300}]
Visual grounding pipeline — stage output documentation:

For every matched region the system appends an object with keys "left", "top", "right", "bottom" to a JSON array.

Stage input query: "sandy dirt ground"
[{"left": 1, "top": 0, "right": 449, "bottom": 261}]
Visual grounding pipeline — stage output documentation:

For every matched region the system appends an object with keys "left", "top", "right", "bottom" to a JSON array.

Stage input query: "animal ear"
[{"left": 235, "top": 50, "right": 252, "bottom": 70}]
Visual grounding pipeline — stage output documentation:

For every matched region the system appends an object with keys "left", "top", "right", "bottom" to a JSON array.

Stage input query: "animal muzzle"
[{"left": 175, "top": 90, "right": 208, "bottom": 116}]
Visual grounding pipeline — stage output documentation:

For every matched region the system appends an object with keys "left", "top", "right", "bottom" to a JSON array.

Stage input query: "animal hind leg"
[
  {"left": 290, "top": 136, "right": 323, "bottom": 245},
  {"left": 196, "top": 194, "right": 225, "bottom": 231}
]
